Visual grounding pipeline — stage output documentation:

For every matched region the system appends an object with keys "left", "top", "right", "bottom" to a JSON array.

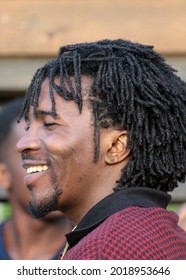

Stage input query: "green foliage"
[{"left": 0, "top": 202, "right": 12, "bottom": 223}]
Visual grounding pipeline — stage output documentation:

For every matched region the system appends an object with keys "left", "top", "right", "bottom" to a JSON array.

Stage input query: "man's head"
[
  {"left": 17, "top": 39, "right": 186, "bottom": 220},
  {"left": 0, "top": 98, "right": 29, "bottom": 211}
]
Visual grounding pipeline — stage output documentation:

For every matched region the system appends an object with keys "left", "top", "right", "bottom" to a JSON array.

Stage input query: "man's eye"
[
  {"left": 44, "top": 123, "right": 57, "bottom": 128},
  {"left": 25, "top": 125, "right": 30, "bottom": 132}
]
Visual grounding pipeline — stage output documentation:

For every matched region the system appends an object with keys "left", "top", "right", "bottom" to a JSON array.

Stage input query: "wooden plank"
[
  {"left": 0, "top": 0, "right": 186, "bottom": 56},
  {"left": 0, "top": 58, "right": 48, "bottom": 91}
]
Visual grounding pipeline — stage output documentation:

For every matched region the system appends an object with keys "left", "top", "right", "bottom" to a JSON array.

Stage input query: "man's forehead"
[
  {"left": 55, "top": 74, "right": 93, "bottom": 96},
  {"left": 24, "top": 74, "right": 93, "bottom": 121}
]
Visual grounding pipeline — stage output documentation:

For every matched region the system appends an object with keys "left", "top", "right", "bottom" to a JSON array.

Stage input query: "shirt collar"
[{"left": 66, "top": 187, "right": 171, "bottom": 248}]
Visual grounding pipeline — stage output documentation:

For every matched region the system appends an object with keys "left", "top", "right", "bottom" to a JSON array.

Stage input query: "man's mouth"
[{"left": 26, "top": 165, "right": 48, "bottom": 174}]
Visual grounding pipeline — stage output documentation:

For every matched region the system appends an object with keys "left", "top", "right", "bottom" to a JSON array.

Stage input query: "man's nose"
[{"left": 16, "top": 134, "right": 41, "bottom": 153}]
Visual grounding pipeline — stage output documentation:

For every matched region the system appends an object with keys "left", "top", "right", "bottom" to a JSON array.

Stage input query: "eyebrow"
[
  {"left": 25, "top": 110, "right": 60, "bottom": 122},
  {"left": 36, "top": 110, "right": 60, "bottom": 118}
]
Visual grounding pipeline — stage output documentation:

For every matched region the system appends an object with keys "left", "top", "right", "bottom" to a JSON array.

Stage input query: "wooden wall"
[
  {"left": 0, "top": 0, "right": 186, "bottom": 96},
  {"left": 0, "top": 0, "right": 186, "bottom": 56}
]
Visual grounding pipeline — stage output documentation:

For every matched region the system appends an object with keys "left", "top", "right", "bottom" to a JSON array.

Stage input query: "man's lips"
[
  {"left": 22, "top": 160, "right": 49, "bottom": 175},
  {"left": 21, "top": 158, "right": 50, "bottom": 185},
  {"left": 23, "top": 165, "right": 49, "bottom": 186}
]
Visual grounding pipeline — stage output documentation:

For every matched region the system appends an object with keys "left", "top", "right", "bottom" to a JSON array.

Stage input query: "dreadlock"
[{"left": 19, "top": 39, "right": 186, "bottom": 192}]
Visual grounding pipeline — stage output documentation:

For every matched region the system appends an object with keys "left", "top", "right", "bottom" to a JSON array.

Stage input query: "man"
[
  {"left": 16, "top": 39, "right": 186, "bottom": 259},
  {"left": 0, "top": 97, "right": 72, "bottom": 259}
]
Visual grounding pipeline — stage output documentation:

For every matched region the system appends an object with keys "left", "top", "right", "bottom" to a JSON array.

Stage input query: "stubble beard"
[{"left": 28, "top": 169, "right": 62, "bottom": 219}]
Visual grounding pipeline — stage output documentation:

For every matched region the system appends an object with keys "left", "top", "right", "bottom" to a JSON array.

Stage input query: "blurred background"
[{"left": 0, "top": 0, "right": 186, "bottom": 221}]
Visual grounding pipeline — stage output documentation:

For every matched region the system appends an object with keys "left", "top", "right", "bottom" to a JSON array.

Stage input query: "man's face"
[
  {"left": 6, "top": 119, "right": 65, "bottom": 221},
  {"left": 17, "top": 77, "right": 109, "bottom": 222}
]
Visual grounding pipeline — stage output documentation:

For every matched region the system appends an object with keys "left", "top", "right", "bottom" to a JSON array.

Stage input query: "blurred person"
[
  {"left": 16, "top": 39, "right": 186, "bottom": 259},
  {"left": 0, "top": 97, "right": 72, "bottom": 259}
]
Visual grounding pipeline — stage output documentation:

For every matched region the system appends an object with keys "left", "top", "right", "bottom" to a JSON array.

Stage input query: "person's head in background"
[
  {"left": 0, "top": 98, "right": 30, "bottom": 211},
  {"left": 0, "top": 97, "right": 72, "bottom": 260}
]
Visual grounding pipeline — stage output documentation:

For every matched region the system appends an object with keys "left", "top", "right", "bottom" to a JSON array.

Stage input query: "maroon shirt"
[{"left": 62, "top": 187, "right": 186, "bottom": 259}]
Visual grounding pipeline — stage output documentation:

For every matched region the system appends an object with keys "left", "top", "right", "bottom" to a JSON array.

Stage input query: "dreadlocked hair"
[{"left": 19, "top": 38, "right": 186, "bottom": 192}]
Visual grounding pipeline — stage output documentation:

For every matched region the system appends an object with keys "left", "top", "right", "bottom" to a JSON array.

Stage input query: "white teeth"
[{"left": 26, "top": 165, "right": 48, "bottom": 174}]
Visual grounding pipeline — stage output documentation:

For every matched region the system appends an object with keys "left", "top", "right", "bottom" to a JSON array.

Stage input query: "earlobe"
[
  {"left": 0, "top": 163, "right": 11, "bottom": 190},
  {"left": 105, "top": 132, "right": 130, "bottom": 165}
]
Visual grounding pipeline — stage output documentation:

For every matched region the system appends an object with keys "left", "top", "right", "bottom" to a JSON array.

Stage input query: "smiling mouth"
[{"left": 26, "top": 165, "right": 48, "bottom": 174}]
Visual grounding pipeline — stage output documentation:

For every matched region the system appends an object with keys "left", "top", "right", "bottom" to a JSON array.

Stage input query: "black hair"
[
  {"left": 0, "top": 97, "right": 24, "bottom": 146},
  {"left": 19, "top": 39, "right": 186, "bottom": 192}
]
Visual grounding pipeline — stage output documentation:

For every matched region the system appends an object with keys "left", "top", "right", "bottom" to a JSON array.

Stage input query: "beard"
[{"left": 28, "top": 169, "right": 62, "bottom": 219}]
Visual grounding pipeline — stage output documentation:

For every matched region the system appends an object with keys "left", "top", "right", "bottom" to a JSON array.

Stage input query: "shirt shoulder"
[{"left": 65, "top": 206, "right": 186, "bottom": 260}]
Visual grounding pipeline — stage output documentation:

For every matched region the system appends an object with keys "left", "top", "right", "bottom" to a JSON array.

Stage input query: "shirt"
[{"left": 62, "top": 187, "right": 186, "bottom": 259}]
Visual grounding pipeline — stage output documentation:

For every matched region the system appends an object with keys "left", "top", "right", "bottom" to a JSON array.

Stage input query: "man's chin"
[
  {"left": 28, "top": 203, "right": 51, "bottom": 219},
  {"left": 27, "top": 178, "right": 62, "bottom": 219}
]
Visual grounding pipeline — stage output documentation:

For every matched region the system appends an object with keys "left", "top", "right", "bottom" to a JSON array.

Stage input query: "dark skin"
[
  {"left": 16, "top": 76, "right": 131, "bottom": 226},
  {"left": 0, "top": 119, "right": 72, "bottom": 259}
]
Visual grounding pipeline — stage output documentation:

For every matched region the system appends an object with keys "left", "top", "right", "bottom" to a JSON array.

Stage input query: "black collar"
[{"left": 66, "top": 187, "right": 171, "bottom": 248}]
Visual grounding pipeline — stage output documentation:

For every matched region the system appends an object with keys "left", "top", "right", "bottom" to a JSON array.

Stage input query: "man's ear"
[
  {"left": 0, "top": 163, "right": 11, "bottom": 190},
  {"left": 105, "top": 131, "right": 130, "bottom": 165}
]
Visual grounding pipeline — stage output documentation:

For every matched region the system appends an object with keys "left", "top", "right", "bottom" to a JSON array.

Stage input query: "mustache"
[{"left": 21, "top": 154, "right": 51, "bottom": 164}]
